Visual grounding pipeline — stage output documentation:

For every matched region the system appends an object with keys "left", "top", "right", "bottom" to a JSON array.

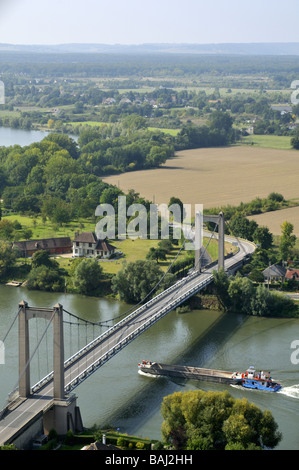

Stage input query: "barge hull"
[{"left": 139, "top": 363, "right": 241, "bottom": 385}]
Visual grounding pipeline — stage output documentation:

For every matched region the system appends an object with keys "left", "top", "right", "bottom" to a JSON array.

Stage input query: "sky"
[{"left": 0, "top": 0, "right": 299, "bottom": 46}]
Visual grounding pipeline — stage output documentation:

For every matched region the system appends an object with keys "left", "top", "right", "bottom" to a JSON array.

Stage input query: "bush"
[
  {"left": 135, "top": 441, "right": 145, "bottom": 450},
  {"left": 72, "top": 257, "right": 103, "bottom": 294},
  {"left": 27, "top": 265, "right": 65, "bottom": 292},
  {"left": 116, "top": 437, "right": 126, "bottom": 448}
]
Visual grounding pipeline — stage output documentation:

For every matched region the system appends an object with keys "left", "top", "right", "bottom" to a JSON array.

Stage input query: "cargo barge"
[{"left": 138, "top": 361, "right": 281, "bottom": 391}]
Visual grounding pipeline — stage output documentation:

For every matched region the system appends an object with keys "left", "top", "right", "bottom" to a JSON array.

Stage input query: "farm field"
[
  {"left": 103, "top": 145, "right": 299, "bottom": 214},
  {"left": 247, "top": 205, "right": 299, "bottom": 236}
]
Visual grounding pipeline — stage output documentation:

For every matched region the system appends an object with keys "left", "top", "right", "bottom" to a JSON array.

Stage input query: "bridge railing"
[
  {"left": 64, "top": 273, "right": 215, "bottom": 392},
  {"left": 31, "top": 271, "right": 200, "bottom": 393}
]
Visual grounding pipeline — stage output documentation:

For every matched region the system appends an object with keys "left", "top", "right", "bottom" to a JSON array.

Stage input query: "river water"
[
  {"left": 0, "top": 284, "right": 299, "bottom": 450},
  {"left": 1, "top": 126, "right": 299, "bottom": 450},
  {"left": 0, "top": 127, "right": 50, "bottom": 147},
  {"left": 0, "top": 126, "right": 77, "bottom": 147}
]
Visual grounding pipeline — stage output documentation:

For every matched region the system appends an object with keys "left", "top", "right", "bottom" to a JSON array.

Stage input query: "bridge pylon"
[
  {"left": 18, "top": 301, "right": 64, "bottom": 400},
  {"left": 17, "top": 301, "right": 83, "bottom": 437},
  {"left": 202, "top": 211, "right": 225, "bottom": 270}
]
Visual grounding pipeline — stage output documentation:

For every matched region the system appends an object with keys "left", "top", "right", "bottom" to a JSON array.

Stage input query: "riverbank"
[{"left": 33, "top": 428, "right": 158, "bottom": 451}]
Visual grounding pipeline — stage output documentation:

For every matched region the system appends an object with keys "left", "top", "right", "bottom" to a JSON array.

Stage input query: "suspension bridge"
[{"left": 0, "top": 212, "right": 255, "bottom": 448}]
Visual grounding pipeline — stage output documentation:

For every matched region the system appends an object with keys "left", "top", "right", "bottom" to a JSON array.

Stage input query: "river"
[
  {"left": 0, "top": 284, "right": 299, "bottom": 450},
  {"left": 1, "top": 126, "right": 299, "bottom": 450},
  {"left": 0, "top": 126, "right": 77, "bottom": 147}
]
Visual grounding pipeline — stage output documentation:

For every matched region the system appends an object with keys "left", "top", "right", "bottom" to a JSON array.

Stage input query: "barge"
[{"left": 138, "top": 361, "right": 281, "bottom": 391}]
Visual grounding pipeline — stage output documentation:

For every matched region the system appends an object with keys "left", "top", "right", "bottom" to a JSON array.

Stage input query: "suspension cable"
[
  {"left": 62, "top": 220, "right": 218, "bottom": 327},
  {"left": 1, "top": 307, "right": 21, "bottom": 344}
]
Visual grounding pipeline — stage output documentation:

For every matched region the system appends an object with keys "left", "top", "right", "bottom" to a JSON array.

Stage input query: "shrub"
[{"left": 136, "top": 441, "right": 145, "bottom": 450}]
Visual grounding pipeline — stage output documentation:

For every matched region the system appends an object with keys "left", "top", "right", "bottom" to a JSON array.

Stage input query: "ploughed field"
[{"left": 103, "top": 145, "right": 299, "bottom": 234}]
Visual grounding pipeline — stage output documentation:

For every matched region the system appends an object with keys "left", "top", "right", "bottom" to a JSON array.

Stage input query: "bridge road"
[{"left": 0, "top": 235, "right": 255, "bottom": 445}]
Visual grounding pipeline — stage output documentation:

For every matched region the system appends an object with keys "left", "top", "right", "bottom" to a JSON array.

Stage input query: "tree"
[
  {"left": 146, "top": 247, "right": 167, "bottom": 264},
  {"left": 279, "top": 221, "right": 296, "bottom": 261},
  {"left": 253, "top": 226, "right": 273, "bottom": 250},
  {"left": 51, "top": 202, "right": 72, "bottom": 225},
  {"left": 229, "top": 214, "right": 258, "bottom": 241},
  {"left": 168, "top": 197, "right": 185, "bottom": 223},
  {"left": 208, "top": 110, "right": 234, "bottom": 135},
  {"left": 212, "top": 268, "right": 231, "bottom": 310},
  {"left": 291, "top": 134, "right": 299, "bottom": 150},
  {"left": 0, "top": 241, "right": 17, "bottom": 279},
  {"left": 250, "top": 284, "right": 271, "bottom": 316},
  {"left": 111, "top": 259, "right": 175, "bottom": 303},
  {"left": 161, "top": 390, "right": 282, "bottom": 450},
  {"left": 0, "top": 219, "right": 15, "bottom": 240},
  {"left": 72, "top": 258, "right": 103, "bottom": 294},
  {"left": 43, "top": 133, "right": 79, "bottom": 159},
  {"left": 27, "top": 265, "right": 65, "bottom": 292},
  {"left": 32, "top": 250, "right": 58, "bottom": 269},
  {"left": 227, "top": 275, "right": 255, "bottom": 315}
]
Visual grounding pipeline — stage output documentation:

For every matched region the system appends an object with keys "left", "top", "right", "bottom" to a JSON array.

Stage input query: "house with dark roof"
[
  {"left": 13, "top": 237, "right": 72, "bottom": 258},
  {"left": 72, "top": 231, "right": 116, "bottom": 259},
  {"left": 262, "top": 264, "right": 286, "bottom": 283}
]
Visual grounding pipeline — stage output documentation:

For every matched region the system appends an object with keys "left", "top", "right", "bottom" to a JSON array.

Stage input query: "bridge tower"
[
  {"left": 18, "top": 301, "right": 64, "bottom": 400},
  {"left": 201, "top": 211, "right": 225, "bottom": 271},
  {"left": 18, "top": 301, "right": 83, "bottom": 436}
]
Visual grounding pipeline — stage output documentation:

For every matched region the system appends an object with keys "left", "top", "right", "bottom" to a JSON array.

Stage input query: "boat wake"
[
  {"left": 138, "top": 369, "right": 160, "bottom": 379},
  {"left": 230, "top": 383, "right": 299, "bottom": 399},
  {"left": 230, "top": 384, "right": 244, "bottom": 390},
  {"left": 277, "top": 385, "right": 299, "bottom": 399}
]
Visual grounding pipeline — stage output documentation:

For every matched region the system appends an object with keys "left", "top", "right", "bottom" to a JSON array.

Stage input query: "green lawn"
[
  {"left": 242, "top": 134, "right": 292, "bottom": 150},
  {"left": 147, "top": 127, "right": 180, "bottom": 136},
  {"left": 5, "top": 214, "right": 95, "bottom": 240},
  {"left": 69, "top": 120, "right": 107, "bottom": 127}
]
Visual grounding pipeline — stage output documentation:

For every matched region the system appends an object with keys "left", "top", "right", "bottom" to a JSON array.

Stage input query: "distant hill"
[{"left": 0, "top": 42, "right": 299, "bottom": 55}]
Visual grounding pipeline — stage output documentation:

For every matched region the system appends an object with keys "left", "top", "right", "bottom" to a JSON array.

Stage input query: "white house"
[{"left": 72, "top": 232, "right": 116, "bottom": 259}]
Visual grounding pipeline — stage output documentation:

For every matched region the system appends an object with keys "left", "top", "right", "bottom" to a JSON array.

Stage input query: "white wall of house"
[{"left": 72, "top": 242, "right": 113, "bottom": 258}]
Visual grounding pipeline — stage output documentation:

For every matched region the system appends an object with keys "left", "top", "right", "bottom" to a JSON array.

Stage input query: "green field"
[
  {"left": 5, "top": 214, "right": 95, "bottom": 240},
  {"left": 69, "top": 120, "right": 107, "bottom": 127},
  {"left": 147, "top": 127, "right": 180, "bottom": 136},
  {"left": 242, "top": 134, "right": 292, "bottom": 150}
]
